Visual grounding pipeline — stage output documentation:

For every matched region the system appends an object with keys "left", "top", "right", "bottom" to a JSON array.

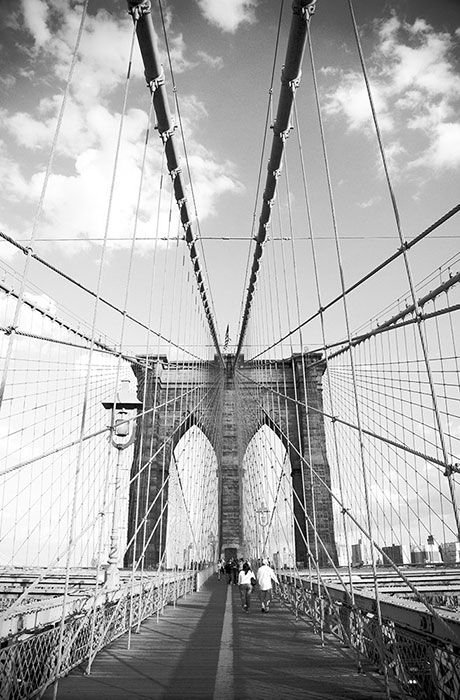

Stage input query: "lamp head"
[
  {"left": 102, "top": 379, "right": 143, "bottom": 411},
  {"left": 102, "top": 380, "right": 143, "bottom": 447}
]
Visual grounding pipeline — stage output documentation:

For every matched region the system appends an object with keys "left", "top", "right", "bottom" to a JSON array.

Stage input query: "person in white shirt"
[
  {"left": 217, "top": 557, "right": 225, "bottom": 580},
  {"left": 238, "top": 561, "right": 255, "bottom": 612},
  {"left": 256, "top": 558, "right": 278, "bottom": 613}
]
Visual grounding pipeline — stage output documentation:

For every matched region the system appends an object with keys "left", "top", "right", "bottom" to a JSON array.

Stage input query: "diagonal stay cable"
[
  {"left": 0, "top": 232, "right": 204, "bottom": 361},
  {"left": 234, "top": 367, "right": 457, "bottom": 472},
  {"left": 0, "top": 0, "right": 90, "bottom": 415},
  {"left": 247, "top": 202, "right": 460, "bottom": 361},
  {"left": 237, "top": 379, "right": 460, "bottom": 645},
  {"left": 1, "top": 383, "right": 206, "bottom": 478}
]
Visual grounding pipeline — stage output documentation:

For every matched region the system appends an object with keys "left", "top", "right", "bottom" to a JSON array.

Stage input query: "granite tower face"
[{"left": 124, "top": 353, "right": 337, "bottom": 569}]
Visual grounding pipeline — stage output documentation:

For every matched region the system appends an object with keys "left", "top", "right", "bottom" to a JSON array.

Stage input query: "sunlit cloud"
[
  {"left": 21, "top": 0, "right": 51, "bottom": 47},
  {"left": 187, "top": 152, "right": 245, "bottom": 219},
  {"left": 0, "top": 0, "right": 244, "bottom": 250},
  {"left": 167, "top": 32, "right": 197, "bottom": 73},
  {"left": 195, "top": 0, "right": 258, "bottom": 33},
  {"left": 411, "top": 122, "right": 460, "bottom": 170},
  {"left": 197, "top": 50, "right": 223, "bottom": 70},
  {"left": 323, "top": 14, "right": 460, "bottom": 173},
  {"left": 0, "top": 75, "right": 16, "bottom": 92},
  {"left": 358, "top": 196, "right": 381, "bottom": 209},
  {"left": 23, "top": 291, "right": 57, "bottom": 315},
  {"left": 324, "top": 72, "right": 392, "bottom": 133}
]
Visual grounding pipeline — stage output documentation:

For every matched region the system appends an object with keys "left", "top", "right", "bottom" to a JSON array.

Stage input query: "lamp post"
[
  {"left": 102, "top": 379, "right": 142, "bottom": 589},
  {"left": 187, "top": 542, "right": 193, "bottom": 569},
  {"left": 256, "top": 501, "right": 270, "bottom": 559},
  {"left": 208, "top": 532, "right": 217, "bottom": 565}
]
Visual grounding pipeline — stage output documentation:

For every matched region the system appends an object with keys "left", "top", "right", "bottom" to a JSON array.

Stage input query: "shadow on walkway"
[{"left": 43, "top": 574, "right": 398, "bottom": 699}]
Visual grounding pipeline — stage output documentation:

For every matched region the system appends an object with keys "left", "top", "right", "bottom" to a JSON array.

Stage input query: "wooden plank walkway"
[{"left": 44, "top": 575, "right": 398, "bottom": 699}]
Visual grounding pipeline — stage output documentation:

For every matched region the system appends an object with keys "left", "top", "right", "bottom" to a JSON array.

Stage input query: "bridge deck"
[{"left": 44, "top": 574, "right": 396, "bottom": 699}]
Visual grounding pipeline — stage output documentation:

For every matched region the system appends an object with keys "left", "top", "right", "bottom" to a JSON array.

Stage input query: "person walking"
[
  {"left": 231, "top": 558, "right": 239, "bottom": 585},
  {"left": 224, "top": 559, "right": 232, "bottom": 584},
  {"left": 238, "top": 561, "right": 255, "bottom": 612},
  {"left": 257, "top": 558, "right": 278, "bottom": 613},
  {"left": 217, "top": 557, "right": 225, "bottom": 580}
]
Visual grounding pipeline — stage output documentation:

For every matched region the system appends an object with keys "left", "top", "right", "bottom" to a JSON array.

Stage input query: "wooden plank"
[{"left": 42, "top": 576, "right": 396, "bottom": 699}]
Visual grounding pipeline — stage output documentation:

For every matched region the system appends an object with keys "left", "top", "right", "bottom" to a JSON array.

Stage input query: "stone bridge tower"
[{"left": 125, "top": 353, "right": 337, "bottom": 569}]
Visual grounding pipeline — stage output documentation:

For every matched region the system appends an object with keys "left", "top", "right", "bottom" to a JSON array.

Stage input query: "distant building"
[
  {"left": 410, "top": 546, "right": 426, "bottom": 565},
  {"left": 441, "top": 541, "right": 460, "bottom": 564},
  {"left": 382, "top": 544, "right": 403, "bottom": 566},
  {"left": 352, "top": 540, "right": 367, "bottom": 566},
  {"left": 426, "top": 534, "right": 443, "bottom": 564}
]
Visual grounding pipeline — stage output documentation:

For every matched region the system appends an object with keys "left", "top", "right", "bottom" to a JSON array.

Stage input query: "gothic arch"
[
  {"left": 241, "top": 425, "right": 295, "bottom": 565},
  {"left": 165, "top": 425, "right": 219, "bottom": 569}
]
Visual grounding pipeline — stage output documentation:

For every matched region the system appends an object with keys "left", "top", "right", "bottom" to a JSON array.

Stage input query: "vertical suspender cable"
[
  {"left": 294, "top": 97, "right": 356, "bottom": 603},
  {"left": 0, "top": 1, "right": 90, "bottom": 412},
  {"left": 127, "top": 0, "right": 222, "bottom": 363},
  {"left": 235, "top": 0, "right": 317, "bottom": 362},
  {"left": 236, "top": 0, "right": 286, "bottom": 350},
  {"left": 347, "top": 0, "right": 459, "bottom": 539},
  {"left": 52, "top": 18, "right": 139, "bottom": 700},
  {"left": 158, "top": 0, "right": 220, "bottom": 342},
  {"left": 306, "top": 18, "right": 391, "bottom": 697}
]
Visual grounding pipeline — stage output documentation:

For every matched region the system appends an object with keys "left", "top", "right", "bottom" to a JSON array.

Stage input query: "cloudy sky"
[{"left": 1, "top": 0, "right": 459, "bottom": 352}]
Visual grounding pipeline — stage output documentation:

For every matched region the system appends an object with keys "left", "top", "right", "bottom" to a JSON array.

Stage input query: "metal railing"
[
  {"left": 277, "top": 572, "right": 460, "bottom": 699},
  {"left": 0, "top": 570, "right": 197, "bottom": 700}
]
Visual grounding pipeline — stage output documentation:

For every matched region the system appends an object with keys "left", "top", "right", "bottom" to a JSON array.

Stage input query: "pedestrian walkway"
[{"left": 44, "top": 574, "right": 397, "bottom": 699}]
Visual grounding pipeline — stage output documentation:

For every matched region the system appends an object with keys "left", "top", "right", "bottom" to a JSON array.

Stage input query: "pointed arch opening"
[
  {"left": 241, "top": 425, "right": 295, "bottom": 568},
  {"left": 165, "top": 425, "right": 218, "bottom": 569}
]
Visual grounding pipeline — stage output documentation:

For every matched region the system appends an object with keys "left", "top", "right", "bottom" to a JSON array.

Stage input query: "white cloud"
[
  {"left": 0, "top": 75, "right": 16, "bottom": 92},
  {"left": 406, "top": 99, "right": 453, "bottom": 131},
  {"left": 324, "top": 72, "right": 393, "bottom": 132},
  {"left": 23, "top": 107, "right": 163, "bottom": 243},
  {"left": 168, "top": 32, "right": 197, "bottom": 73},
  {"left": 187, "top": 152, "right": 244, "bottom": 219},
  {"left": 2, "top": 109, "right": 53, "bottom": 150},
  {"left": 1, "top": 1, "right": 244, "bottom": 250},
  {"left": 380, "top": 140, "right": 406, "bottom": 174},
  {"left": 53, "top": 8, "right": 133, "bottom": 105},
  {"left": 323, "top": 14, "right": 460, "bottom": 174},
  {"left": 358, "top": 196, "right": 381, "bottom": 209},
  {"left": 411, "top": 122, "right": 460, "bottom": 170},
  {"left": 320, "top": 66, "right": 338, "bottom": 77},
  {"left": 196, "top": 0, "right": 257, "bottom": 33},
  {"left": 174, "top": 94, "right": 209, "bottom": 138},
  {"left": 197, "top": 50, "right": 223, "bottom": 70},
  {"left": 0, "top": 233, "right": 19, "bottom": 261},
  {"left": 21, "top": 0, "right": 51, "bottom": 46},
  {"left": 23, "top": 291, "right": 57, "bottom": 315},
  {"left": 0, "top": 139, "right": 30, "bottom": 200}
]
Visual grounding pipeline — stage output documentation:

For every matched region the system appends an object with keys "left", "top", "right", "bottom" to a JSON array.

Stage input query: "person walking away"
[
  {"left": 224, "top": 559, "right": 232, "bottom": 584},
  {"left": 238, "top": 561, "right": 255, "bottom": 612},
  {"left": 217, "top": 557, "right": 225, "bottom": 580},
  {"left": 257, "top": 558, "right": 279, "bottom": 613},
  {"left": 231, "top": 558, "right": 239, "bottom": 585}
]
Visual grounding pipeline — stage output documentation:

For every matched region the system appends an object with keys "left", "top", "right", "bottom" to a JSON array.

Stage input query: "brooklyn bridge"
[{"left": 0, "top": 0, "right": 459, "bottom": 698}]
